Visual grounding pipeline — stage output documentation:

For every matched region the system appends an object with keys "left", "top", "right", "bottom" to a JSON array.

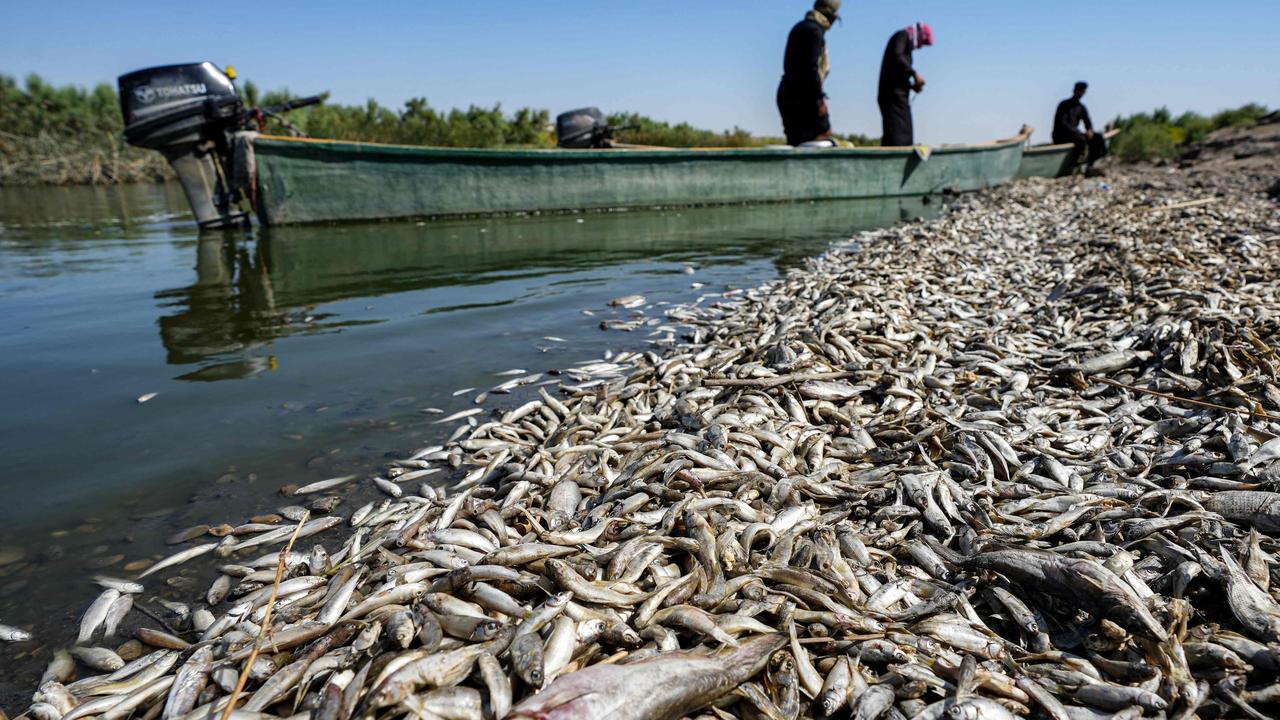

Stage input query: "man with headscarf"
[
  {"left": 777, "top": 0, "right": 841, "bottom": 147},
  {"left": 877, "top": 22, "right": 933, "bottom": 147},
  {"left": 1053, "top": 81, "right": 1107, "bottom": 175}
]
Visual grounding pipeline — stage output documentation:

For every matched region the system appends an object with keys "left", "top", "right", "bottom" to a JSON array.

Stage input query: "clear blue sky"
[{"left": 2, "top": 1, "right": 1275, "bottom": 144}]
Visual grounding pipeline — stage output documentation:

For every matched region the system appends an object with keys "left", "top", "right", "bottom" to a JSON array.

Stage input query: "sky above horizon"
[{"left": 2, "top": 1, "right": 1276, "bottom": 145}]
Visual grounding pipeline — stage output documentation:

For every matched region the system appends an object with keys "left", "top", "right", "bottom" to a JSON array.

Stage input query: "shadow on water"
[{"left": 0, "top": 184, "right": 937, "bottom": 707}]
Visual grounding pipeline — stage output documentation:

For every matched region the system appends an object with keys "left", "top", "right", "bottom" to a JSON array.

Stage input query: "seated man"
[{"left": 1053, "top": 81, "right": 1107, "bottom": 175}]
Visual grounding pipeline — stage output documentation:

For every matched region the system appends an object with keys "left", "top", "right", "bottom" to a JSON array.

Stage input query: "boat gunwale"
[
  {"left": 254, "top": 126, "right": 1033, "bottom": 161},
  {"left": 1023, "top": 128, "right": 1121, "bottom": 156}
]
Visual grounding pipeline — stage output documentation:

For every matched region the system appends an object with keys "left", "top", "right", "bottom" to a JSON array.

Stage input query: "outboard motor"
[
  {"left": 119, "top": 63, "right": 249, "bottom": 228},
  {"left": 556, "top": 107, "right": 622, "bottom": 149},
  {"left": 119, "top": 62, "right": 324, "bottom": 229}
]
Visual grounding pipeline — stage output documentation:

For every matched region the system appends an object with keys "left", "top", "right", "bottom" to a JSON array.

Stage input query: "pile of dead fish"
[{"left": 19, "top": 169, "right": 1280, "bottom": 720}]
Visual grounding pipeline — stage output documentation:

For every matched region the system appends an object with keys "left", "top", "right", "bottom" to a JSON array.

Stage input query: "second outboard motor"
[
  {"left": 556, "top": 107, "right": 616, "bottom": 149},
  {"left": 119, "top": 63, "right": 249, "bottom": 228}
]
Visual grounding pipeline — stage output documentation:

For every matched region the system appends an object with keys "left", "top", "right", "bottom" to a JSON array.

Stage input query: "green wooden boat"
[
  {"left": 1016, "top": 129, "right": 1120, "bottom": 179},
  {"left": 251, "top": 127, "right": 1033, "bottom": 226}
]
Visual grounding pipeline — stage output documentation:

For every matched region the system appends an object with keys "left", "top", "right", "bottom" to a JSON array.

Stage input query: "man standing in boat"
[
  {"left": 777, "top": 0, "right": 842, "bottom": 147},
  {"left": 877, "top": 22, "right": 933, "bottom": 147},
  {"left": 1053, "top": 82, "right": 1108, "bottom": 176}
]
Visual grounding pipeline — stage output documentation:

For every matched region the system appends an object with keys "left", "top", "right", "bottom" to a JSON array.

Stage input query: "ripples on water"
[{"left": 0, "top": 183, "right": 935, "bottom": 701}]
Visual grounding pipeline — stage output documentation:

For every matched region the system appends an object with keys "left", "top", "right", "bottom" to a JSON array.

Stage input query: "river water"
[{"left": 0, "top": 183, "right": 935, "bottom": 702}]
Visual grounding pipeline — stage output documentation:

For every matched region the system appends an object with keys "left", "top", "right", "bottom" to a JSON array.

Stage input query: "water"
[{"left": 0, "top": 183, "right": 935, "bottom": 701}]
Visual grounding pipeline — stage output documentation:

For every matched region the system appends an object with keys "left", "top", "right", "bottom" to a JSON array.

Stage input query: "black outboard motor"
[
  {"left": 119, "top": 63, "right": 249, "bottom": 228},
  {"left": 119, "top": 62, "right": 324, "bottom": 229},
  {"left": 556, "top": 107, "right": 619, "bottom": 149}
]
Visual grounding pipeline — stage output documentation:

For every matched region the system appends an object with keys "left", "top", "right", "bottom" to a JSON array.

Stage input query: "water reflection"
[
  {"left": 0, "top": 183, "right": 189, "bottom": 237},
  {"left": 156, "top": 197, "right": 935, "bottom": 380},
  {"left": 156, "top": 238, "right": 281, "bottom": 378}
]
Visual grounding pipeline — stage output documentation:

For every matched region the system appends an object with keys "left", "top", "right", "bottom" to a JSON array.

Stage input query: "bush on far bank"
[{"left": 1110, "top": 103, "right": 1270, "bottom": 162}]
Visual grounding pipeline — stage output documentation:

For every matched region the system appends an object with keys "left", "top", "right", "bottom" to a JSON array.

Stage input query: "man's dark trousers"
[
  {"left": 1055, "top": 131, "right": 1107, "bottom": 171},
  {"left": 879, "top": 91, "right": 913, "bottom": 146}
]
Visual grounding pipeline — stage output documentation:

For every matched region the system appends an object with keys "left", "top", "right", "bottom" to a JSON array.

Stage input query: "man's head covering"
[
  {"left": 907, "top": 22, "right": 934, "bottom": 49},
  {"left": 1074, "top": 81, "right": 1089, "bottom": 92},
  {"left": 814, "top": 0, "right": 841, "bottom": 22}
]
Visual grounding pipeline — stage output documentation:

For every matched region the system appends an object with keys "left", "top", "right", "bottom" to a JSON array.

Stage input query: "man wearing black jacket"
[
  {"left": 1053, "top": 82, "right": 1107, "bottom": 175},
  {"left": 777, "top": 0, "right": 841, "bottom": 146},
  {"left": 877, "top": 22, "right": 932, "bottom": 147}
]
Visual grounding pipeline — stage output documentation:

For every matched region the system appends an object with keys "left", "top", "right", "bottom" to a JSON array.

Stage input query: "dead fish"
[
  {"left": 293, "top": 475, "right": 359, "bottom": 495},
  {"left": 507, "top": 634, "right": 785, "bottom": 719},
  {"left": 433, "top": 408, "right": 485, "bottom": 425},
  {"left": 1206, "top": 491, "right": 1280, "bottom": 532},
  {"left": 608, "top": 294, "right": 646, "bottom": 309},
  {"left": 138, "top": 543, "right": 218, "bottom": 578},
  {"left": 77, "top": 588, "right": 120, "bottom": 644},
  {"left": 70, "top": 646, "right": 125, "bottom": 672},
  {"left": 0, "top": 623, "right": 32, "bottom": 643}
]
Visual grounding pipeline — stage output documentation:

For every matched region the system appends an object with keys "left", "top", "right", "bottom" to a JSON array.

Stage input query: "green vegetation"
[
  {"left": 602, "top": 113, "right": 875, "bottom": 148},
  {"left": 250, "top": 83, "right": 554, "bottom": 149},
  {"left": 6, "top": 71, "right": 1267, "bottom": 185},
  {"left": 1, "top": 74, "right": 171, "bottom": 184},
  {"left": 1110, "top": 103, "right": 1270, "bottom": 162},
  {"left": 605, "top": 112, "right": 759, "bottom": 147},
  {"left": 835, "top": 132, "right": 880, "bottom": 147}
]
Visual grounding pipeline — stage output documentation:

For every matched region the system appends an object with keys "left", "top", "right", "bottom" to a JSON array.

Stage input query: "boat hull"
[{"left": 253, "top": 130, "right": 1030, "bottom": 226}]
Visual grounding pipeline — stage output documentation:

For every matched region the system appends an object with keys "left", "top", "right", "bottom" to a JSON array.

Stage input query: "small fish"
[
  {"left": 0, "top": 623, "right": 32, "bottom": 642},
  {"left": 102, "top": 593, "right": 133, "bottom": 637},
  {"left": 508, "top": 634, "right": 784, "bottom": 720},
  {"left": 137, "top": 543, "right": 218, "bottom": 578},
  {"left": 70, "top": 646, "right": 125, "bottom": 672},
  {"left": 373, "top": 477, "right": 403, "bottom": 498},
  {"left": 41, "top": 649, "right": 74, "bottom": 683},
  {"left": 161, "top": 645, "right": 213, "bottom": 719},
  {"left": 206, "top": 574, "right": 231, "bottom": 605},
  {"left": 293, "top": 474, "right": 359, "bottom": 495},
  {"left": 608, "top": 294, "right": 646, "bottom": 309},
  {"left": 432, "top": 408, "right": 484, "bottom": 424},
  {"left": 77, "top": 588, "right": 120, "bottom": 644},
  {"left": 93, "top": 576, "right": 144, "bottom": 594}
]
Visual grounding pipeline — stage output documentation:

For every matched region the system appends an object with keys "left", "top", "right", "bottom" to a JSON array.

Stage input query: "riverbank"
[
  {"left": 0, "top": 131, "right": 172, "bottom": 185},
  {"left": 10, "top": 159, "right": 1280, "bottom": 717}
]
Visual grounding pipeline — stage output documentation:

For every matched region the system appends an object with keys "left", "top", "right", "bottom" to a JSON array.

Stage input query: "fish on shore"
[
  {"left": 509, "top": 633, "right": 785, "bottom": 719},
  {"left": 24, "top": 169, "right": 1280, "bottom": 720}
]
